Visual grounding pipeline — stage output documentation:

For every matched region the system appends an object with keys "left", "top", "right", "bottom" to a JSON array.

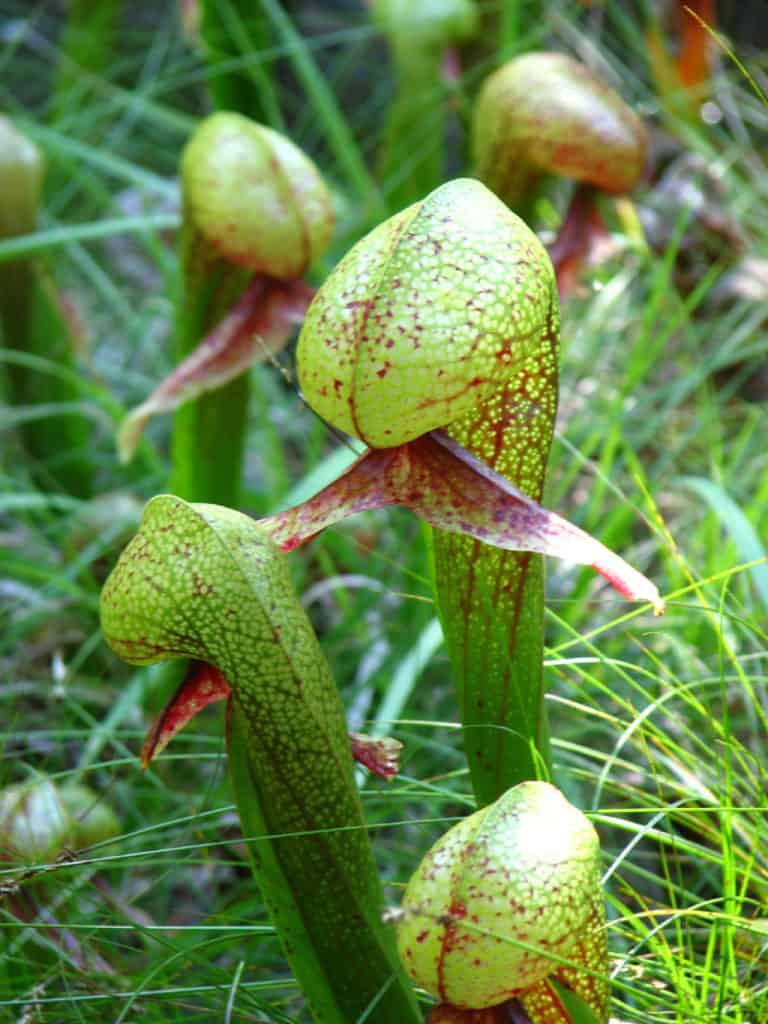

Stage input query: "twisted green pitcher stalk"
[
  {"left": 297, "top": 178, "right": 562, "bottom": 803},
  {"left": 100, "top": 496, "right": 420, "bottom": 1023}
]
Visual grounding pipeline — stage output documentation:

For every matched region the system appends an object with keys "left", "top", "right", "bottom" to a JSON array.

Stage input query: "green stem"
[
  {"left": 168, "top": 225, "right": 251, "bottom": 506},
  {"left": 227, "top": 703, "right": 417, "bottom": 1022},
  {"left": 0, "top": 118, "right": 93, "bottom": 497},
  {"left": 435, "top": 551, "right": 552, "bottom": 789},
  {"left": 4, "top": 272, "right": 95, "bottom": 497}
]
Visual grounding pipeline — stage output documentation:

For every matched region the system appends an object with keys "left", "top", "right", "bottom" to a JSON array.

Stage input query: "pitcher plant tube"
[
  {"left": 397, "top": 782, "right": 607, "bottom": 1023},
  {"left": 295, "top": 177, "right": 662, "bottom": 804},
  {"left": 0, "top": 116, "right": 94, "bottom": 497},
  {"left": 118, "top": 112, "right": 333, "bottom": 506},
  {"left": 472, "top": 53, "right": 648, "bottom": 292},
  {"left": 100, "top": 497, "right": 422, "bottom": 1024}
]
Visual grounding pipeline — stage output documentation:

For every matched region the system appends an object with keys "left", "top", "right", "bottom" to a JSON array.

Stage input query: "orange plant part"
[{"left": 677, "top": 0, "right": 717, "bottom": 90}]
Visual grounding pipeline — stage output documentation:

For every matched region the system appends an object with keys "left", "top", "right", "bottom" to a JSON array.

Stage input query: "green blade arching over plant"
[{"left": 100, "top": 496, "right": 420, "bottom": 1024}]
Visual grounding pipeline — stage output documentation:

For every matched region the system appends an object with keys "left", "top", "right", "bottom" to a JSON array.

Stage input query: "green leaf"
[
  {"left": 680, "top": 475, "right": 768, "bottom": 608},
  {"left": 548, "top": 980, "right": 605, "bottom": 1024}
]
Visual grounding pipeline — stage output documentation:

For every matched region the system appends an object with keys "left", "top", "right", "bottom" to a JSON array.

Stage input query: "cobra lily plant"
[
  {"left": 118, "top": 111, "right": 333, "bottom": 507},
  {"left": 101, "top": 178, "right": 663, "bottom": 1022},
  {"left": 473, "top": 52, "right": 648, "bottom": 293}
]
